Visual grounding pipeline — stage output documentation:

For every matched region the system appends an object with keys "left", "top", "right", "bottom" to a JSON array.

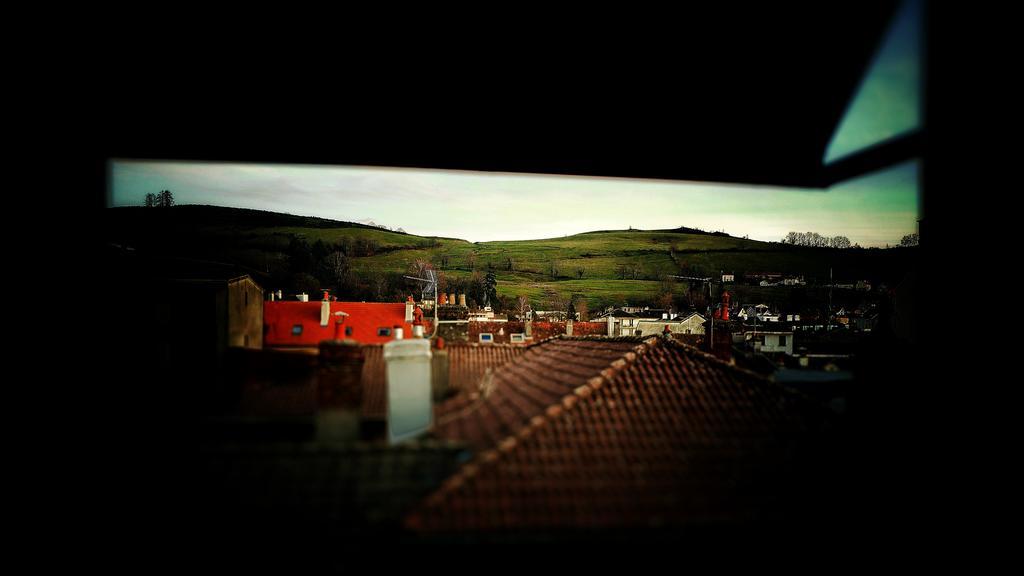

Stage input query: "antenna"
[
  {"left": 669, "top": 275, "right": 716, "bottom": 353},
  {"left": 404, "top": 269, "right": 438, "bottom": 333}
]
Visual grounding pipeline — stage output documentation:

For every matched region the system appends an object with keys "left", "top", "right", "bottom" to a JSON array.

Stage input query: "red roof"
[
  {"left": 264, "top": 301, "right": 432, "bottom": 347},
  {"left": 431, "top": 337, "right": 644, "bottom": 451},
  {"left": 406, "top": 335, "right": 828, "bottom": 532}
]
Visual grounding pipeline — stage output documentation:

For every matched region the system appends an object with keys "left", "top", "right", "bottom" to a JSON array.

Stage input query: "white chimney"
[
  {"left": 384, "top": 338, "right": 433, "bottom": 444},
  {"left": 321, "top": 297, "right": 331, "bottom": 327},
  {"left": 405, "top": 297, "right": 414, "bottom": 322},
  {"left": 276, "top": 289, "right": 283, "bottom": 301},
  {"left": 413, "top": 324, "right": 424, "bottom": 338},
  {"left": 607, "top": 315, "right": 615, "bottom": 337},
  {"left": 394, "top": 326, "right": 404, "bottom": 340}
]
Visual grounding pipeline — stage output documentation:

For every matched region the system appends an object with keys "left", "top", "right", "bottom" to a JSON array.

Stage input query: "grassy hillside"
[{"left": 104, "top": 205, "right": 917, "bottom": 313}]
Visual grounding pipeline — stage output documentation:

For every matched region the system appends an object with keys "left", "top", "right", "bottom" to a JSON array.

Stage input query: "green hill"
[{"left": 104, "top": 205, "right": 917, "bottom": 314}]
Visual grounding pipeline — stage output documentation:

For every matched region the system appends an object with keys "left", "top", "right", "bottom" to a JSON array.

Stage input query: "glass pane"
[{"left": 824, "top": 0, "right": 923, "bottom": 164}]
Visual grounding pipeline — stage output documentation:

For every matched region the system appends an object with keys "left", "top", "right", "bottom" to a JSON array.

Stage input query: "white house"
[
  {"left": 749, "top": 331, "right": 794, "bottom": 355},
  {"left": 633, "top": 312, "right": 706, "bottom": 337}
]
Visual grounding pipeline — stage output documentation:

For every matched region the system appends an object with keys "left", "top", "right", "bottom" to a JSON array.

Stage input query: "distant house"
[
  {"left": 745, "top": 272, "right": 783, "bottom": 284},
  {"left": 264, "top": 298, "right": 431, "bottom": 347},
  {"left": 150, "top": 274, "right": 265, "bottom": 351},
  {"left": 592, "top": 308, "right": 674, "bottom": 336},
  {"left": 851, "top": 313, "right": 877, "bottom": 331},
  {"left": 634, "top": 312, "right": 705, "bottom": 337},
  {"left": 722, "top": 273, "right": 735, "bottom": 283},
  {"left": 749, "top": 330, "right": 794, "bottom": 355}
]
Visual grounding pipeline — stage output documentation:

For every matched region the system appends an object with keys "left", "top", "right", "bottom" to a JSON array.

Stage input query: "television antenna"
[
  {"left": 404, "top": 269, "right": 438, "bottom": 331},
  {"left": 669, "top": 275, "right": 717, "bottom": 350}
]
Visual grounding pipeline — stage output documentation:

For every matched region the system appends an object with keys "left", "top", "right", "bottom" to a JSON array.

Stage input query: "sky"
[{"left": 109, "top": 159, "right": 919, "bottom": 247}]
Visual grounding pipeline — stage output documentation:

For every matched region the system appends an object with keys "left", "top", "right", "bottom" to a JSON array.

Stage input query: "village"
[{"left": 96, "top": 236, "right": 905, "bottom": 551}]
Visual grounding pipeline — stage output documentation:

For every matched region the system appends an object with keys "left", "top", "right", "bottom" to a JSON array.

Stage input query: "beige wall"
[
  {"left": 227, "top": 276, "right": 263, "bottom": 349},
  {"left": 635, "top": 314, "right": 705, "bottom": 337}
]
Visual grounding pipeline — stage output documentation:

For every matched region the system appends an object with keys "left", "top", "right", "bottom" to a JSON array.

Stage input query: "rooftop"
[{"left": 407, "top": 336, "right": 830, "bottom": 533}]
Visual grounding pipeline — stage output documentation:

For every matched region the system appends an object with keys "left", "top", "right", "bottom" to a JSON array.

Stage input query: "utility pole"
[
  {"left": 670, "top": 274, "right": 715, "bottom": 351},
  {"left": 828, "top": 267, "right": 833, "bottom": 332}
]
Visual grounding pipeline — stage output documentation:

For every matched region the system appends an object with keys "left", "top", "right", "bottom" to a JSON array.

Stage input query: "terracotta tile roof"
[
  {"left": 447, "top": 344, "right": 525, "bottom": 393},
  {"left": 359, "top": 343, "right": 525, "bottom": 420},
  {"left": 406, "top": 336, "right": 828, "bottom": 533},
  {"left": 430, "top": 337, "right": 650, "bottom": 452}
]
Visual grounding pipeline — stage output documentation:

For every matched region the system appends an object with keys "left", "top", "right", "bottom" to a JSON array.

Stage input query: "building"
[
  {"left": 744, "top": 271, "right": 783, "bottom": 284},
  {"left": 633, "top": 312, "right": 705, "bottom": 337},
  {"left": 406, "top": 335, "right": 830, "bottom": 533},
  {"left": 264, "top": 295, "right": 431, "bottom": 347},
  {"left": 592, "top": 307, "right": 676, "bottom": 336},
  {"left": 747, "top": 330, "right": 794, "bottom": 355}
]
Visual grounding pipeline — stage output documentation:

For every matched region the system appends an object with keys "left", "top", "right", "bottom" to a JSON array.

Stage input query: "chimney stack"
[
  {"left": 393, "top": 325, "right": 404, "bottom": 340},
  {"left": 320, "top": 291, "right": 331, "bottom": 327},
  {"left": 332, "top": 311, "right": 350, "bottom": 340},
  {"left": 431, "top": 340, "right": 449, "bottom": 401},
  {"left": 412, "top": 305, "right": 425, "bottom": 338},
  {"left": 316, "top": 340, "right": 365, "bottom": 442},
  {"left": 458, "top": 293, "right": 467, "bottom": 307},
  {"left": 405, "top": 296, "right": 414, "bottom": 323},
  {"left": 384, "top": 337, "right": 433, "bottom": 444},
  {"left": 721, "top": 291, "right": 731, "bottom": 321}
]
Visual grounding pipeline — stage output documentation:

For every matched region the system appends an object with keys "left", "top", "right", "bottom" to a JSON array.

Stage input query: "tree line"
[
  {"left": 144, "top": 190, "right": 175, "bottom": 207},
  {"left": 781, "top": 231, "right": 853, "bottom": 248}
]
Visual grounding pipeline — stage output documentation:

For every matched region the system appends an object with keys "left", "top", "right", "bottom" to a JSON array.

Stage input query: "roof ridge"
[
  {"left": 664, "top": 338, "right": 827, "bottom": 408},
  {"left": 406, "top": 336, "right": 662, "bottom": 527},
  {"left": 664, "top": 338, "right": 771, "bottom": 382},
  {"left": 436, "top": 335, "right": 647, "bottom": 417}
]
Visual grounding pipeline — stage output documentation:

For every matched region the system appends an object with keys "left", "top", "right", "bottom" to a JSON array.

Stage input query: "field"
[{"left": 105, "top": 205, "right": 917, "bottom": 313}]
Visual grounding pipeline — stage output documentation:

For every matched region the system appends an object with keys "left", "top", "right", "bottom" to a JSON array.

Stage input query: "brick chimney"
[
  {"left": 316, "top": 340, "right": 365, "bottom": 442},
  {"left": 431, "top": 338, "right": 449, "bottom": 401},
  {"left": 705, "top": 291, "right": 733, "bottom": 362},
  {"left": 412, "top": 305, "right": 425, "bottom": 338},
  {"left": 436, "top": 304, "right": 469, "bottom": 343}
]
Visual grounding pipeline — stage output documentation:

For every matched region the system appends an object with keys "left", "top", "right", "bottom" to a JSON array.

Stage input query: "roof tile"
[{"left": 408, "top": 336, "right": 830, "bottom": 532}]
